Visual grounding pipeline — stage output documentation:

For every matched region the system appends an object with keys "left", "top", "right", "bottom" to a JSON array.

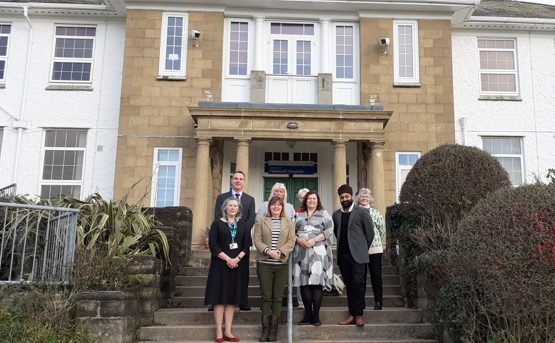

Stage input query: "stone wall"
[{"left": 76, "top": 291, "right": 138, "bottom": 343}]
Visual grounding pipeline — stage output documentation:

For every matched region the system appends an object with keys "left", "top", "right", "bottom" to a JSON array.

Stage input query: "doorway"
[{"left": 263, "top": 177, "right": 318, "bottom": 209}]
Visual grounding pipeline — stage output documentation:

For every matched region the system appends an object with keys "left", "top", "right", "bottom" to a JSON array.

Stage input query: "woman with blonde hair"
[
  {"left": 253, "top": 196, "right": 296, "bottom": 341},
  {"left": 256, "top": 183, "right": 296, "bottom": 220}
]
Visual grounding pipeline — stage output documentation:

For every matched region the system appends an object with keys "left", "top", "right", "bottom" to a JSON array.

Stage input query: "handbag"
[{"left": 324, "top": 273, "right": 346, "bottom": 295}]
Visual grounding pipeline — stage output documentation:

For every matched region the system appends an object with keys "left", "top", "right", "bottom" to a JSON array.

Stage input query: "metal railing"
[
  {"left": 0, "top": 183, "right": 17, "bottom": 199},
  {"left": 0, "top": 202, "right": 80, "bottom": 285}
]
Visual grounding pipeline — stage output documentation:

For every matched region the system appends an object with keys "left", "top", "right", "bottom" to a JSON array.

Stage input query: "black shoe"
[
  {"left": 374, "top": 301, "right": 382, "bottom": 310},
  {"left": 208, "top": 305, "right": 214, "bottom": 311},
  {"left": 240, "top": 305, "right": 251, "bottom": 311},
  {"left": 297, "top": 317, "right": 312, "bottom": 325},
  {"left": 312, "top": 318, "right": 322, "bottom": 326}
]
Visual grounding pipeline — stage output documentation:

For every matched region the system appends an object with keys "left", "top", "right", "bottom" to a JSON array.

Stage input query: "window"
[
  {"left": 51, "top": 26, "right": 96, "bottom": 83},
  {"left": 335, "top": 25, "right": 353, "bottom": 79},
  {"left": 228, "top": 21, "right": 248, "bottom": 76},
  {"left": 269, "top": 23, "right": 315, "bottom": 76},
  {"left": 41, "top": 129, "right": 87, "bottom": 199},
  {"left": 159, "top": 13, "right": 188, "bottom": 77},
  {"left": 393, "top": 20, "right": 419, "bottom": 85},
  {"left": 478, "top": 38, "right": 518, "bottom": 95},
  {"left": 152, "top": 148, "right": 182, "bottom": 207},
  {"left": 396, "top": 152, "right": 420, "bottom": 200},
  {"left": 0, "top": 24, "right": 11, "bottom": 82},
  {"left": 482, "top": 137, "right": 523, "bottom": 186}
]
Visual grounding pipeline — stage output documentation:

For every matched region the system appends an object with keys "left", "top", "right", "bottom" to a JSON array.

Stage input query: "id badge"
[{"left": 229, "top": 242, "right": 238, "bottom": 250}]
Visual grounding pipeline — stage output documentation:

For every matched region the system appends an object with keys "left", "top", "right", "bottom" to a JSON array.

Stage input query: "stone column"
[
  {"left": 332, "top": 140, "right": 348, "bottom": 210},
  {"left": 364, "top": 144, "right": 372, "bottom": 190},
  {"left": 192, "top": 138, "right": 211, "bottom": 248},
  {"left": 370, "top": 142, "right": 386, "bottom": 215},
  {"left": 235, "top": 138, "right": 251, "bottom": 192}
]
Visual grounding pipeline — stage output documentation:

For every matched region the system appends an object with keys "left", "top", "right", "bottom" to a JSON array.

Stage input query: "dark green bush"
[
  {"left": 444, "top": 184, "right": 555, "bottom": 342},
  {"left": 399, "top": 144, "right": 511, "bottom": 225}
]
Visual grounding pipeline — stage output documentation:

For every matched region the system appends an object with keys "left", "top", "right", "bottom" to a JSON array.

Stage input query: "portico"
[{"left": 189, "top": 102, "right": 391, "bottom": 248}]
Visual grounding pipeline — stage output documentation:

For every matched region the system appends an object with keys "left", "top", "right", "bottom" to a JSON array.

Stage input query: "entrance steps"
[{"left": 137, "top": 250, "right": 437, "bottom": 342}]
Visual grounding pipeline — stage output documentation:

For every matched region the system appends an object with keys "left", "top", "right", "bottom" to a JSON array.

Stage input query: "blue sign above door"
[{"left": 267, "top": 165, "right": 316, "bottom": 175}]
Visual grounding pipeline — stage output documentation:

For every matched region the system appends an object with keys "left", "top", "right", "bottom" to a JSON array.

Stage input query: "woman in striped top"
[{"left": 253, "top": 196, "right": 297, "bottom": 342}]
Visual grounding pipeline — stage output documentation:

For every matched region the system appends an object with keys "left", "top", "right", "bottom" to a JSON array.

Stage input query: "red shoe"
[
  {"left": 215, "top": 338, "right": 224, "bottom": 343},
  {"left": 224, "top": 335, "right": 240, "bottom": 342}
]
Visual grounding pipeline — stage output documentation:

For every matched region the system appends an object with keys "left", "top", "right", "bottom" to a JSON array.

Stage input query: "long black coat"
[{"left": 204, "top": 219, "right": 250, "bottom": 305}]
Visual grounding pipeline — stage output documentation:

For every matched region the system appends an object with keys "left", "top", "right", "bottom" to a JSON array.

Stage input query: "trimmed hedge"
[
  {"left": 399, "top": 144, "right": 511, "bottom": 225},
  {"left": 443, "top": 184, "right": 555, "bottom": 342}
]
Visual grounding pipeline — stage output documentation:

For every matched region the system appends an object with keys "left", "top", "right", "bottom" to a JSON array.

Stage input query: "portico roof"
[{"left": 189, "top": 101, "right": 392, "bottom": 142}]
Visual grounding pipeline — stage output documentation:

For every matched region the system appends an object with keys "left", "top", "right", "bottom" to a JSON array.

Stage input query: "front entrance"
[{"left": 263, "top": 177, "right": 318, "bottom": 209}]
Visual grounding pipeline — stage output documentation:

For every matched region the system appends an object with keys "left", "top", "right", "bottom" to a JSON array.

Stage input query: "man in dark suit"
[
  {"left": 211, "top": 170, "right": 256, "bottom": 311},
  {"left": 332, "top": 184, "right": 374, "bottom": 326}
]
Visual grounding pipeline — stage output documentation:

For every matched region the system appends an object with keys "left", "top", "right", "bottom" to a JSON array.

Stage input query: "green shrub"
[
  {"left": 399, "top": 144, "right": 511, "bottom": 225},
  {"left": 0, "top": 286, "right": 94, "bottom": 343},
  {"left": 444, "top": 184, "right": 555, "bottom": 342}
]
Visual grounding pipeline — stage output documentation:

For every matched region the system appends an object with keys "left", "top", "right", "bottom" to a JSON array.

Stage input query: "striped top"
[{"left": 260, "top": 219, "right": 283, "bottom": 264}]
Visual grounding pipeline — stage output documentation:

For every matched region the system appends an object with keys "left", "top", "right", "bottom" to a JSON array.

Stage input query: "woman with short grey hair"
[
  {"left": 356, "top": 188, "right": 386, "bottom": 310},
  {"left": 204, "top": 197, "right": 251, "bottom": 342}
]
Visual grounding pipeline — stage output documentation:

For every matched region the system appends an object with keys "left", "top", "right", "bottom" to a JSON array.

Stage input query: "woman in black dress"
[{"left": 204, "top": 197, "right": 250, "bottom": 343}]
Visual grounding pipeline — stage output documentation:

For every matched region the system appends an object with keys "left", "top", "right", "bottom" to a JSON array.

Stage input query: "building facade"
[
  {"left": 0, "top": 0, "right": 125, "bottom": 198},
  {"left": 453, "top": 0, "right": 555, "bottom": 186},
  {"left": 113, "top": 0, "right": 476, "bottom": 247}
]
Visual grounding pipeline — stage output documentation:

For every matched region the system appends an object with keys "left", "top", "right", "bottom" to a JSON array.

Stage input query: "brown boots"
[
  {"left": 259, "top": 315, "right": 271, "bottom": 342},
  {"left": 268, "top": 316, "right": 278, "bottom": 342}
]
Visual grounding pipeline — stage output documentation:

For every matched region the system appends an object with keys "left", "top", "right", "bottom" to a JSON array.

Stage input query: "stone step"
[
  {"left": 171, "top": 295, "right": 404, "bottom": 308},
  {"left": 153, "top": 307, "right": 425, "bottom": 325},
  {"left": 138, "top": 323, "right": 435, "bottom": 341},
  {"left": 179, "top": 265, "right": 399, "bottom": 276},
  {"left": 176, "top": 284, "right": 401, "bottom": 297},
  {"left": 175, "top": 274, "right": 401, "bottom": 286}
]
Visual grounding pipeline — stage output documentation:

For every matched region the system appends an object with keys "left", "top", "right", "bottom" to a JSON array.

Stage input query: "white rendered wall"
[
  {"left": 0, "top": 14, "right": 125, "bottom": 198},
  {"left": 452, "top": 29, "right": 555, "bottom": 184}
]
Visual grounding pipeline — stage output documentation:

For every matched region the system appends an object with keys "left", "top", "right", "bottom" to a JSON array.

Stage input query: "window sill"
[
  {"left": 45, "top": 84, "right": 93, "bottom": 91},
  {"left": 479, "top": 95, "right": 522, "bottom": 101},
  {"left": 393, "top": 82, "right": 421, "bottom": 88},
  {"left": 156, "top": 75, "right": 187, "bottom": 81},
  {"left": 0, "top": 83, "right": 5, "bottom": 89}
]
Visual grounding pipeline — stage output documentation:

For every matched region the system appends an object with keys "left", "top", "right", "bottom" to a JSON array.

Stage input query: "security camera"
[
  {"left": 191, "top": 30, "right": 201, "bottom": 39},
  {"left": 379, "top": 37, "right": 390, "bottom": 46}
]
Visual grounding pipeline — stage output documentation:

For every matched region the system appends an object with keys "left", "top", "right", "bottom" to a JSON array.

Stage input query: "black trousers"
[
  {"left": 338, "top": 252, "right": 367, "bottom": 316},
  {"left": 368, "top": 253, "right": 383, "bottom": 302}
]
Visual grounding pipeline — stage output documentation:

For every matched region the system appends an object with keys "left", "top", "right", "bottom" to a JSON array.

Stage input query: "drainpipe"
[
  {"left": 458, "top": 116, "right": 466, "bottom": 145},
  {"left": 12, "top": 5, "right": 33, "bottom": 184}
]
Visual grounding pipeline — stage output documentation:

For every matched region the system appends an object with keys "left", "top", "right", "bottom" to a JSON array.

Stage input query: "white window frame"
[
  {"left": 40, "top": 129, "right": 88, "bottom": 199},
  {"left": 477, "top": 38, "right": 519, "bottom": 96},
  {"left": 332, "top": 23, "right": 359, "bottom": 82},
  {"left": 482, "top": 136, "right": 524, "bottom": 186},
  {"left": 49, "top": 25, "right": 96, "bottom": 84},
  {"left": 0, "top": 127, "right": 4, "bottom": 159},
  {"left": 151, "top": 147, "right": 182, "bottom": 207},
  {"left": 267, "top": 21, "right": 319, "bottom": 76},
  {"left": 0, "top": 23, "right": 11, "bottom": 83},
  {"left": 158, "top": 13, "right": 189, "bottom": 78},
  {"left": 395, "top": 152, "right": 421, "bottom": 201},
  {"left": 393, "top": 20, "right": 420, "bottom": 85},
  {"left": 225, "top": 20, "right": 252, "bottom": 78}
]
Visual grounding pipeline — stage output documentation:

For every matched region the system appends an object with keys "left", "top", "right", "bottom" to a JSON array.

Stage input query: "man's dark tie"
[{"left": 235, "top": 193, "right": 240, "bottom": 199}]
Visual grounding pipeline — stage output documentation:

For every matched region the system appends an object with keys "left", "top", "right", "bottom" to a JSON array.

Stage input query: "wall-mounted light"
[
  {"left": 191, "top": 29, "right": 201, "bottom": 48},
  {"left": 287, "top": 122, "right": 299, "bottom": 129},
  {"left": 379, "top": 37, "right": 390, "bottom": 55}
]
